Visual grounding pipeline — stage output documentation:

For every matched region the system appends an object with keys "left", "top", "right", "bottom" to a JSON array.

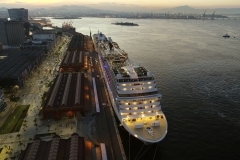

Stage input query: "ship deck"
[{"left": 123, "top": 115, "right": 167, "bottom": 142}]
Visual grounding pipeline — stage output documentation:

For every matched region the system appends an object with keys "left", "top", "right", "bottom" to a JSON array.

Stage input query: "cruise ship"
[{"left": 93, "top": 32, "right": 168, "bottom": 144}]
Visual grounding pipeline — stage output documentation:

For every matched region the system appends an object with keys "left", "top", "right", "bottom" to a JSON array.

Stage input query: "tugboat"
[{"left": 223, "top": 33, "right": 230, "bottom": 38}]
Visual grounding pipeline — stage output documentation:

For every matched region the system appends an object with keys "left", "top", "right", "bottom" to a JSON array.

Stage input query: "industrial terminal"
[{"left": 0, "top": 7, "right": 125, "bottom": 160}]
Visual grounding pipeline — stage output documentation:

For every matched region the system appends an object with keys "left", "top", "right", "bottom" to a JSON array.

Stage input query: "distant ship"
[
  {"left": 53, "top": 17, "right": 82, "bottom": 19},
  {"left": 93, "top": 32, "right": 167, "bottom": 144},
  {"left": 223, "top": 33, "right": 230, "bottom": 38},
  {"left": 112, "top": 22, "right": 139, "bottom": 26}
]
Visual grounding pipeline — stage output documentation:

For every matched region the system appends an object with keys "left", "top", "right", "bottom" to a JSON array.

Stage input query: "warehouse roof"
[
  {"left": 18, "top": 133, "right": 85, "bottom": 160},
  {"left": 0, "top": 50, "right": 44, "bottom": 79},
  {"left": 43, "top": 72, "right": 84, "bottom": 110}
]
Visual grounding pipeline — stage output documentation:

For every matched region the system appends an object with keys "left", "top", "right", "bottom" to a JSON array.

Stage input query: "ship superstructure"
[{"left": 93, "top": 32, "right": 167, "bottom": 144}]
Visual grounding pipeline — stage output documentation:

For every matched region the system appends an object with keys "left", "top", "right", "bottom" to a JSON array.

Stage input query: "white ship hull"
[{"left": 93, "top": 33, "right": 168, "bottom": 144}]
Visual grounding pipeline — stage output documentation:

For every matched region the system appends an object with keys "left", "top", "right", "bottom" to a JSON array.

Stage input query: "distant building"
[
  {"left": 20, "top": 35, "right": 61, "bottom": 54},
  {"left": 0, "top": 19, "right": 8, "bottom": 45},
  {"left": 33, "top": 32, "right": 55, "bottom": 41},
  {"left": 18, "top": 133, "right": 86, "bottom": 160},
  {"left": 8, "top": 8, "right": 28, "bottom": 22},
  {"left": 0, "top": 19, "right": 25, "bottom": 46},
  {"left": 5, "top": 20, "right": 25, "bottom": 46},
  {"left": 28, "top": 18, "right": 52, "bottom": 27},
  {"left": 0, "top": 89, "right": 5, "bottom": 111}
]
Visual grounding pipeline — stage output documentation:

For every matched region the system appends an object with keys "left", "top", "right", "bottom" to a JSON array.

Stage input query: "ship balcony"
[
  {"left": 120, "top": 106, "right": 161, "bottom": 114},
  {"left": 117, "top": 83, "right": 156, "bottom": 89},
  {"left": 119, "top": 101, "right": 160, "bottom": 109},
  {"left": 117, "top": 80, "right": 155, "bottom": 86},
  {"left": 120, "top": 111, "right": 163, "bottom": 119},
  {"left": 116, "top": 94, "right": 162, "bottom": 102},
  {"left": 119, "top": 97, "right": 160, "bottom": 103},
  {"left": 117, "top": 88, "right": 158, "bottom": 94}
]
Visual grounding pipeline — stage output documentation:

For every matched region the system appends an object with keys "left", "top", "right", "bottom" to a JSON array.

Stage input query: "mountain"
[
  {"left": 172, "top": 5, "right": 195, "bottom": 11},
  {"left": 30, "top": 5, "right": 118, "bottom": 15},
  {"left": 2, "top": 5, "right": 239, "bottom": 15},
  {"left": 156, "top": 5, "right": 240, "bottom": 14}
]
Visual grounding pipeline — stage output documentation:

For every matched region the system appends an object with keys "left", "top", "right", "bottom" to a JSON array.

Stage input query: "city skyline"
[{"left": 0, "top": 0, "right": 239, "bottom": 9}]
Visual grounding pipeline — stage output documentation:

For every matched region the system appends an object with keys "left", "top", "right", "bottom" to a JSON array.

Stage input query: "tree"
[
  {"left": 18, "top": 141, "right": 23, "bottom": 150},
  {"left": 17, "top": 134, "right": 21, "bottom": 141},
  {"left": 9, "top": 135, "right": 13, "bottom": 143},
  {"left": 56, "top": 31, "right": 63, "bottom": 37}
]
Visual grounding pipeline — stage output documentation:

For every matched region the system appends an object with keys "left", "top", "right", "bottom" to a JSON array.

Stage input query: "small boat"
[
  {"left": 223, "top": 33, "right": 230, "bottom": 38},
  {"left": 111, "top": 22, "right": 139, "bottom": 26}
]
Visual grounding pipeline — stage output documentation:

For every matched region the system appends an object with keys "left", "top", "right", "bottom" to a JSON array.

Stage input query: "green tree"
[
  {"left": 17, "top": 134, "right": 21, "bottom": 140},
  {"left": 18, "top": 141, "right": 23, "bottom": 150}
]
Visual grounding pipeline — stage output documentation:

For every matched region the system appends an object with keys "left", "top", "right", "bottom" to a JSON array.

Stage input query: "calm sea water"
[{"left": 52, "top": 18, "right": 240, "bottom": 159}]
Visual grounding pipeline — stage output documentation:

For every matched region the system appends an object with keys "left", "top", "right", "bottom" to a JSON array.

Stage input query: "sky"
[{"left": 0, "top": 0, "right": 239, "bottom": 9}]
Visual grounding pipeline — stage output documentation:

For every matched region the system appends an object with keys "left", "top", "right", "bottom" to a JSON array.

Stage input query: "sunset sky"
[{"left": 0, "top": 0, "right": 239, "bottom": 9}]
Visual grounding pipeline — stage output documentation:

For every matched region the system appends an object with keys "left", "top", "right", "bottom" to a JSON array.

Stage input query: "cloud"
[
  {"left": 15, "top": 1, "right": 25, "bottom": 3},
  {"left": 98, "top": 2, "right": 116, "bottom": 5}
]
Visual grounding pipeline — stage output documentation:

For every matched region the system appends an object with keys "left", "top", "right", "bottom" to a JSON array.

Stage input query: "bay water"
[{"left": 51, "top": 18, "right": 240, "bottom": 159}]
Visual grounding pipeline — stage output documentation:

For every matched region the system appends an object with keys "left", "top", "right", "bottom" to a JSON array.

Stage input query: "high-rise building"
[
  {"left": 8, "top": 8, "right": 28, "bottom": 22},
  {"left": 5, "top": 20, "right": 25, "bottom": 46},
  {"left": 0, "top": 19, "right": 8, "bottom": 45}
]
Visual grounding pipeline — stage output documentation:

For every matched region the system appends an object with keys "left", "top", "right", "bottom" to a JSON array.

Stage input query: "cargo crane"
[{"left": 211, "top": 11, "right": 215, "bottom": 20}]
